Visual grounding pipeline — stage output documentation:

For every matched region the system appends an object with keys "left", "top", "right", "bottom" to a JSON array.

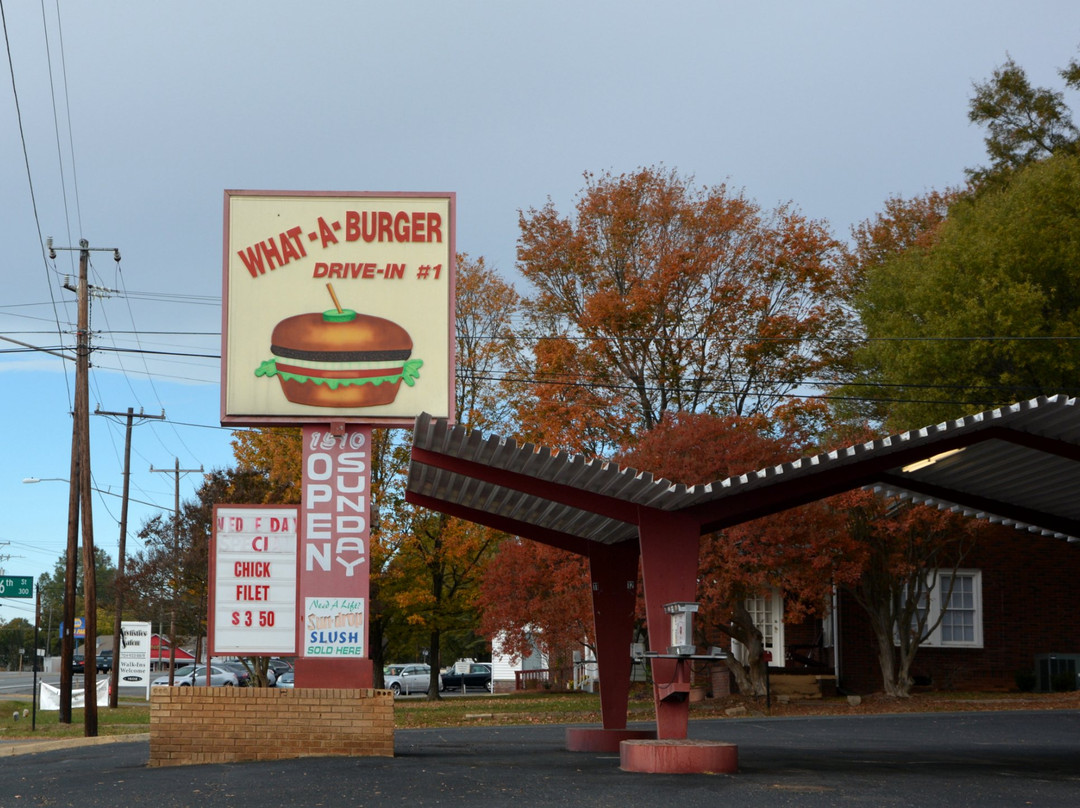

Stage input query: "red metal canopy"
[{"left": 405, "top": 395, "right": 1080, "bottom": 745}]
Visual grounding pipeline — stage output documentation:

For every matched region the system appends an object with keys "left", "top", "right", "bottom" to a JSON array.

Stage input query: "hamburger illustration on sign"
[
  {"left": 222, "top": 191, "right": 453, "bottom": 426},
  {"left": 256, "top": 284, "right": 423, "bottom": 409}
]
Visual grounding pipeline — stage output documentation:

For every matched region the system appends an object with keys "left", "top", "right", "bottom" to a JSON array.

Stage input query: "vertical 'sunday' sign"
[{"left": 300, "top": 425, "right": 370, "bottom": 657}]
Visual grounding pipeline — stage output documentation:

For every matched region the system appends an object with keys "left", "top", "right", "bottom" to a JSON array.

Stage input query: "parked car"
[
  {"left": 96, "top": 650, "right": 113, "bottom": 673},
  {"left": 151, "top": 665, "right": 239, "bottom": 687},
  {"left": 383, "top": 663, "right": 431, "bottom": 696},
  {"left": 71, "top": 653, "right": 86, "bottom": 674},
  {"left": 440, "top": 662, "right": 493, "bottom": 692},
  {"left": 268, "top": 658, "right": 293, "bottom": 683},
  {"left": 276, "top": 670, "right": 295, "bottom": 688},
  {"left": 218, "top": 661, "right": 253, "bottom": 687}
]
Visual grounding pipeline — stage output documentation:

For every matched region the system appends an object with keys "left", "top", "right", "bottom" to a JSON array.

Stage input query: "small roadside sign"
[
  {"left": 0, "top": 576, "right": 33, "bottom": 598},
  {"left": 59, "top": 618, "right": 86, "bottom": 638}
]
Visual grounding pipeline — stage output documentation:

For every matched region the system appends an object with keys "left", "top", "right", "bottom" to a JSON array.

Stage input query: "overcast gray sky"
[{"left": 2, "top": 0, "right": 1078, "bottom": 625}]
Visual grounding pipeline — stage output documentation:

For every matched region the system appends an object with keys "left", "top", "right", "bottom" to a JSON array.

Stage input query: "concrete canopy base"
[
  {"left": 619, "top": 739, "right": 738, "bottom": 774},
  {"left": 565, "top": 727, "right": 656, "bottom": 753}
]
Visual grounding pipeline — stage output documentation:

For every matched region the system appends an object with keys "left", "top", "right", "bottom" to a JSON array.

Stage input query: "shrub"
[
  {"left": 1050, "top": 671, "right": 1077, "bottom": 692},
  {"left": 1014, "top": 670, "right": 1036, "bottom": 692}
]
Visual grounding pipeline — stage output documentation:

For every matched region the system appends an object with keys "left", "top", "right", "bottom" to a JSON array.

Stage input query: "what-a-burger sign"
[
  {"left": 221, "top": 191, "right": 455, "bottom": 426},
  {"left": 220, "top": 191, "right": 455, "bottom": 687}
]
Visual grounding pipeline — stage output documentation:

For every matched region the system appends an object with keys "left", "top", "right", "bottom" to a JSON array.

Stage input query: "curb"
[{"left": 0, "top": 733, "right": 149, "bottom": 757}]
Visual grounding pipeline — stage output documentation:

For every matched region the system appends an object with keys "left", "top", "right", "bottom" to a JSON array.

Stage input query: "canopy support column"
[
  {"left": 638, "top": 508, "right": 699, "bottom": 740},
  {"left": 589, "top": 540, "right": 639, "bottom": 728},
  {"left": 567, "top": 540, "right": 655, "bottom": 752}
]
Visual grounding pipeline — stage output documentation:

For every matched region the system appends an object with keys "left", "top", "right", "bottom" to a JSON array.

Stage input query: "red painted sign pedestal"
[{"left": 293, "top": 657, "right": 373, "bottom": 689}]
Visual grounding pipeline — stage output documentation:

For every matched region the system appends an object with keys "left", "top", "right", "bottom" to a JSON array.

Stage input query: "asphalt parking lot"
[{"left": 1, "top": 709, "right": 1078, "bottom": 808}]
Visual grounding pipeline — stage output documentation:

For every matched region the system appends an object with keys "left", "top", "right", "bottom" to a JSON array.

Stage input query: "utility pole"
[
  {"left": 95, "top": 406, "right": 165, "bottom": 707},
  {"left": 73, "top": 239, "right": 96, "bottom": 736},
  {"left": 150, "top": 458, "right": 202, "bottom": 684},
  {"left": 52, "top": 237, "right": 120, "bottom": 737}
]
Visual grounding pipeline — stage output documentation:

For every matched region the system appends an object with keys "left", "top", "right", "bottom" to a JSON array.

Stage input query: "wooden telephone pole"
[
  {"left": 95, "top": 407, "right": 165, "bottom": 707},
  {"left": 53, "top": 237, "right": 120, "bottom": 736},
  {"left": 150, "top": 458, "right": 203, "bottom": 684}
]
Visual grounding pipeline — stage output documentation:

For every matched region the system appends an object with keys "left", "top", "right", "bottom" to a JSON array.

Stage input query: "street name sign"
[{"left": 0, "top": 576, "right": 33, "bottom": 597}]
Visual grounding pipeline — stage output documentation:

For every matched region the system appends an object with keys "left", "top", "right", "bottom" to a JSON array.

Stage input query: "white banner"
[{"left": 38, "top": 679, "right": 109, "bottom": 710}]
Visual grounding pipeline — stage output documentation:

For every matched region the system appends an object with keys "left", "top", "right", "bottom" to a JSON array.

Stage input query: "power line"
[
  {"left": 51, "top": 0, "right": 82, "bottom": 238},
  {"left": 39, "top": 0, "right": 78, "bottom": 248},
  {"left": 1, "top": 0, "right": 72, "bottom": 408}
]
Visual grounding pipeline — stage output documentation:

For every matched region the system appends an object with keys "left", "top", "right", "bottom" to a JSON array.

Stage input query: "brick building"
[{"left": 832, "top": 524, "right": 1080, "bottom": 694}]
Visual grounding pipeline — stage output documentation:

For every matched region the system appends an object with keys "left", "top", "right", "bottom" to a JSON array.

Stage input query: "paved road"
[{"left": 1, "top": 710, "right": 1078, "bottom": 807}]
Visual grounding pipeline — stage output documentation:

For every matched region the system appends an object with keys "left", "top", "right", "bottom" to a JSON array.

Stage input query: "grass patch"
[
  {"left": 0, "top": 691, "right": 648, "bottom": 739},
  {"left": 0, "top": 699, "right": 151, "bottom": 740},
  {"left": 393, "top": 690, "right": 657, "bottom": 728}
]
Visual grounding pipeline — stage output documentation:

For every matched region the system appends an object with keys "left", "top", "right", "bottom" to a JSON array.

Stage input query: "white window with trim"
[{"left": 914, "top": 569, "right": 983, "bottom": 648}]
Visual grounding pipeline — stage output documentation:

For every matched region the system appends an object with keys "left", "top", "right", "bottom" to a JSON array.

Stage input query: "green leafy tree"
[
  {"left": 848, "top": 153, "right": 1080, "bottom": 430},
  {"left": 383, "top": 509, "right": 501, "bottom": 694},
  {"left": 832, "top": 189, "right": 961, "bottom": 425},
  {"left": 124, "top": 467, "right": 284, "bottom": 662},
  {"left": 35, "top": 547, "right": 117, "bottom": 654},
  {"left": 0, "top": 618, "right": 34, "bottom": 670},
  {"left": 967, "top": 54, "right": 1080, "bottom": 187}
]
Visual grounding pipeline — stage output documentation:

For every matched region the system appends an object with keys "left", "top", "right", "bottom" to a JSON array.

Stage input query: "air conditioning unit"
[{"left": 1034, "top": 654, "right": 1080, "bottom": 692}]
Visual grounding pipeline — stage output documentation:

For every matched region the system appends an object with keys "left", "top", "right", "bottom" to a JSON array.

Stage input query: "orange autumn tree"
[
  {"left": 476, "top": 537, "right": 596, "bottom": 681},
  {"left": 831, "top": 486, "right": 989, "bottom": 698},
  {"left": 231, "top": 427, "right": 303, "bottom": 504},
  {"left": 620, "top": 411, "right": 864, "bottom": 696},
  {"left": 845, "top": 189, "right": 959, "bottom": 281},
  {"left": 385, "top": 253, "right": 520, "bottom": 697},
  {"left": 480, "top": 325, "right": 639, "bottom": 677},
  {"left": 480, "top": 167, "right": 855, "bottom": 684},
  {"left": 516, "top": 165, "right": 850, "bottom": 429},
  {"left": 510, "top": 334, "right": 637, "bottom": 459}
]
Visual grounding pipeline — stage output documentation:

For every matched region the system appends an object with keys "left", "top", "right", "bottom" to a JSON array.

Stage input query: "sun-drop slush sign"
[
  {"left": 300, "top": 425, "right": 370, "bottom": 658},
  {"left": 222, "top": 191, "right": 455, "bottom": 427},
  {"left": 209, "top": 505, "right": 298, "bottom": 656}
]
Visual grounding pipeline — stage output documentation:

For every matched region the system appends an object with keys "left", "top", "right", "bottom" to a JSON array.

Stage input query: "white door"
[{"left": 733, "top": 588, "right": 784, "bottom": 665}]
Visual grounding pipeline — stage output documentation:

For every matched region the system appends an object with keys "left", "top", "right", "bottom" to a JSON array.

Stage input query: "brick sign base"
[{"left": 149, "top": 687, "right": 393, "bottom": 767}]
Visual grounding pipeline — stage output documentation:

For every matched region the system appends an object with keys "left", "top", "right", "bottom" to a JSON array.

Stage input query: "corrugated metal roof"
[{"left": 406, "top": 395, "right": 1080, "bottom": 548}]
